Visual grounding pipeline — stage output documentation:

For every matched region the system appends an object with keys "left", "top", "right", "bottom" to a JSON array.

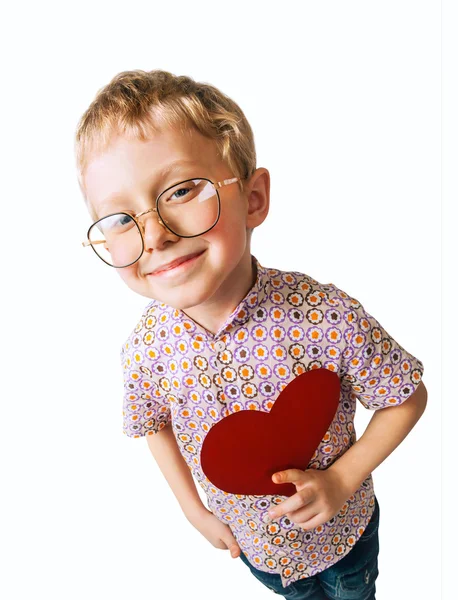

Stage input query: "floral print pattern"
[{"left": 121, "top": 256, "right": 424, "bottom": 589}]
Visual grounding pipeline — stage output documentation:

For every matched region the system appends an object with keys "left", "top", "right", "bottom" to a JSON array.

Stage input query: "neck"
[{"left": 182, "top": 253, "right": 257, "bottom": 337}]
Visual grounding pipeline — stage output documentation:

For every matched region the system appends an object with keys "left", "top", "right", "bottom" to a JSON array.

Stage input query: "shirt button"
[{"left": 214, "top": 340, "right": 226, "bottom": 352}]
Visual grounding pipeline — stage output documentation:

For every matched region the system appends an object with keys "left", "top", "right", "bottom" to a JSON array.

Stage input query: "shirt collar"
[
  {"left": 165, "top": 255, "right": 269, "bottom": 340},
  {"left": 214, "top": 254, "right": 269, "bottom": 337}
]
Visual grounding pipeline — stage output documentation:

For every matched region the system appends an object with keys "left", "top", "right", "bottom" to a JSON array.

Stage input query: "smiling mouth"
[{"left": 148, "top": 250, "right": 205, "bottom": 276}]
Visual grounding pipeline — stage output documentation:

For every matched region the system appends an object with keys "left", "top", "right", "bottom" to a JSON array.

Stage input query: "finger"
[
  {"left": 223, "top": 537, "right": 241, "bottom": 558},
  {"left": 297, "top": 513, "right": 323, "bottom": 531},
  {"left": 272, "top": 469, "right": 305, "bottom": 485},
  {"left": 229, "top": 543, "right": 240, "bottom": 558},
  {"left": 267, "top": 489, "right": 313, "bottom": 521},
  {"left": 288, "top": 505, "right": 319, "bottom": 524}
]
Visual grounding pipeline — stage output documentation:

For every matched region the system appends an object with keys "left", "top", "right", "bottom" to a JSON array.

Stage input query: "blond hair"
[{"left": 74, "top": 69, "right": 257, "bottom": 216}]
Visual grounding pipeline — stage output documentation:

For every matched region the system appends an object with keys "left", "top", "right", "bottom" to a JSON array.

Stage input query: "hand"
[
  {"left": 188, "top": 507, "right": 241, "bottom": 559},
  {"left": 267, "top": 467, "right": 352, "bottom": 531}
]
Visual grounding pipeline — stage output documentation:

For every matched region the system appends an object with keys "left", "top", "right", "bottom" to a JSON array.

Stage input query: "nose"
[{"left": 141, "top": 209, "right": 179, "bottom": 250}]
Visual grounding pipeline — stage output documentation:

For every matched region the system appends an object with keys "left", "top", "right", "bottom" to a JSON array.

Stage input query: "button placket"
[{"left": 214, "top": 340, "right": 226, "bottom": 352}]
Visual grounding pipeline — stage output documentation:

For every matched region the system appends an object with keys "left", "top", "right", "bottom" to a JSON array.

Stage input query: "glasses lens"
[
  {"left": 157, "top": 179, "right": 219, "bottom": 236},
  {"left": 88, "top": 213, "right": 143, "bottom": 267}
]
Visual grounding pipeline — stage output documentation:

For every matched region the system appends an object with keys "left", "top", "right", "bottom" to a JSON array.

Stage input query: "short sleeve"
[
  {"left": 337, "top": 288, "right": 424, "bottom": 410},
  {"left": 120, "top": 313, "right": 171, "bottom": 438}
]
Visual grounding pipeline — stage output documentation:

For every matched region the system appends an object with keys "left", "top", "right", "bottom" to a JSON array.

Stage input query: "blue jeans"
[{"left": 239, "top": 496, "right": 380, "bottom": 599}]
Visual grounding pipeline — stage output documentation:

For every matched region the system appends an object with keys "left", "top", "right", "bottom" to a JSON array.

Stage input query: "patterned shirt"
[{"left": 121, "top": 255, "right": 424, "bottom": 589}]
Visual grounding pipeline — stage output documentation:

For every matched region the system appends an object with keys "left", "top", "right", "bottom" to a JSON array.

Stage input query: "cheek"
[
  {"left": 214, "top": 208, "right": 247, "bottom": 240},
  {"left": 116, "top": 264, "right": 139, "bottom": 286}
]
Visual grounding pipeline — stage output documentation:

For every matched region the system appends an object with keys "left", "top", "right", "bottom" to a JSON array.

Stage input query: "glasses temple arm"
[
  {"left": 215, "top": 177, "right": 239, "bottom": 188},
  {"left": 82, "top": 239, "right": 106, "bottom": 247}
]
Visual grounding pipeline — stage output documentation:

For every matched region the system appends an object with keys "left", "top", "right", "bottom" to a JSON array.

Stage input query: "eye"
[
  {"left": 101, "top": 213, "right": 135, "bottom": 233},
  {"left": 171, "top": 187, "right": 191, "bottom": 200},
  {"left": 162, "top": 181, "right": 200, "bottom": 204},
  {"left": 117, "top": 214, "right": 134, "bottom": 226}
]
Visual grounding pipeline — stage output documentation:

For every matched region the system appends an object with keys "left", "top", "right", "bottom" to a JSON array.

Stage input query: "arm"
[
  {"left": 146, "top": 424, "right": 207, "bottom": 522},
  {"left": 328, "top": 380, "right": 428, "bottom": 496},
  {"left": 146, "top": 424, "right": 242, "bottom": 557},
  {"left": 267, "top": 381, "right": 428, "bottom": 527}
]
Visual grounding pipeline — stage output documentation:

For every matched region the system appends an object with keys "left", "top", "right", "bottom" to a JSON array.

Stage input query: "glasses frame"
[{"left": 82, "top": 176, "right": 240, "bottom": 268}]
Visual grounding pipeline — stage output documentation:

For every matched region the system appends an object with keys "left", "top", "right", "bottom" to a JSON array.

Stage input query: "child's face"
[{"left": 83, "top": 126, "right": 268, "bottom": 313}]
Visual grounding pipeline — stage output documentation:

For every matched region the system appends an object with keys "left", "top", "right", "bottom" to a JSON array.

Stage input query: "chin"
[
  {"left": 129, "top": 283, "right": 208, "bottom": 310},
  {"left": 167, "top": 289, "right": 210, "bottom": 311}
]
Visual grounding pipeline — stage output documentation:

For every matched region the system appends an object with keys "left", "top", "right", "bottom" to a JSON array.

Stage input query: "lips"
[{"left": 150, "top": 250, "right": 204, "bottom": 275}]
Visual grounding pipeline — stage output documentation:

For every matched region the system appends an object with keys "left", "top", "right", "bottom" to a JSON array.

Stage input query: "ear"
[{"left": 244, "top": 168, "right": 270, "bottom": 230}]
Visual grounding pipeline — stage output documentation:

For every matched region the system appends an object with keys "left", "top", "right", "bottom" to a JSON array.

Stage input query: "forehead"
[{"left": 84, "top": 127, "right": 222, "bottom": 214}]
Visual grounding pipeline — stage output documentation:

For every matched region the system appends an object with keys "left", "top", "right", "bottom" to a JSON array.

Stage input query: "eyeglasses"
[{"left": 82, "top": 176, "right": 240, "bottom": 268}]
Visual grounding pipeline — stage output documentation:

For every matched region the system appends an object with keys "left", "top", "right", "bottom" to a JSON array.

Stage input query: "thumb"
[
  {"left": 272, "top": 468, "right": 305, "bottom": 484},
  {"left": 224, "top": 535, "right": 241, "bottom": 558}
]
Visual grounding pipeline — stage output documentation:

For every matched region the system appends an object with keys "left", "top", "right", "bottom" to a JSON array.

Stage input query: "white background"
[{"left": 1, "top": 0, "right": 453, "bottom": 598}]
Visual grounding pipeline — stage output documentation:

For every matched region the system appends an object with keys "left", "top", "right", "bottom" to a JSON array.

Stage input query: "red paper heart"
[{"left": 201, "top": 368, "right": 341, "bottom": 497}]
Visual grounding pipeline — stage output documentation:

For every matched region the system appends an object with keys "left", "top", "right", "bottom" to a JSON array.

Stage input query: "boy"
[{"left": 76, "top": 69, "right": 427, "bottom": 599}]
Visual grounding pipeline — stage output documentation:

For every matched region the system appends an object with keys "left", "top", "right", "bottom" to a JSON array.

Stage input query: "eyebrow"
[{"left": 98, "top": 159, "right": 201, "bottom": 212}]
